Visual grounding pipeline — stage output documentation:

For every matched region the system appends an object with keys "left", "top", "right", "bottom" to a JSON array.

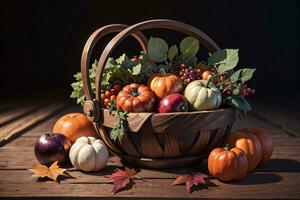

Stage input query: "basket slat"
[
  {"left": 117, "top": 132, "right": 141, "bottom": 157},
  {"left": 203, "top": 128, "right": 227, "bottom": 155},
  {"left": 185, "top": 130, "right": 211, "bottom": 156},
  {"left": 163, "top": 130, "right": 181, "bottom": 158},
  {"left": 141, "top": 120, "right": 164, "bottom": 158}
]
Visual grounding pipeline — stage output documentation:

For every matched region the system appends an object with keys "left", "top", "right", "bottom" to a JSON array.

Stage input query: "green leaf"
[
  {"left": 147, "top": 37, "right": 168, "bottom": 62},
  {"left": 224, "top": 96, "right": 251, "bottom": 112},
  {"left": 230, "top": 68, "right": 256, "bottom": 83},
  {"left": 208, "top": 49, "right": 239, "bottom": 73},
  {"left": 116, "top": 54, "right": 128, "bottom": 64},
  {"left": 179, "top": 36, "right": 199, "bottom": 57},
  {"left": 110, "top": 122, "right": 122, "bottom": 141},
  {"left": 177, "top": 54, "right": 198, "bottom": 66},
  {"left": 105, "top": 57, "right": 116, "bottom": 69},
  {"left": 109, "top": 106, "right": 129, "bottom": 141},
  {"left": 168, "top": 45, "right": 178, "bottom": 61},
  {"left": 132, "top": 63, "right": 142, "bottom": 75}
]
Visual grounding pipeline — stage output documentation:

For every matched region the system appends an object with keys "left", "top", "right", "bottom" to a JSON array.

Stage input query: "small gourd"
[
  {"left": 184, "top": 76, "right": 222, "bottom": 111},
  {"left": 69, "top": 136, "right": 109, "bottom": 172},
  {"left": 148, "top": 69, "right": 183, "bottom": 99},
  {"left": 237, "top": 128, "right": 273, "bottom": 165},
  {"left": 225, "top": 131, "right": 262, "bottom": 171},
  {"left": 208, "top": 144, "right": 248, "bottom": 181}
]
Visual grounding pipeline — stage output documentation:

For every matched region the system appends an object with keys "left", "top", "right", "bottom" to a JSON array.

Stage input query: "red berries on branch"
[
  {"left": 100, "top": 84, "right": 122, "bottom": 108},
  {"left": 222, "top": 81, "right": 255, "bottom": 97}
]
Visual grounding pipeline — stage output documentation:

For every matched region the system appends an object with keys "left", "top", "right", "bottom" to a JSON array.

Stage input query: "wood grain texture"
[
  {"left": 0, "top": 173, "right": 299, "bottom": 199},
  {"left": 0, "top": 102, "right": 299, "bottom": 199},
  {"left": 251, "top": 101, "right": 300, "bottom": 136},
  {"left": 0, "top": 102, "right": 67, "bottom": 146},
  {"left": 0, "top": 103, "right": 46, "bottom": 127}
]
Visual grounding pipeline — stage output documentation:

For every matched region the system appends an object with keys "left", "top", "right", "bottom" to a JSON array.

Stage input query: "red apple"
[
  {"left": 157, "top": 94, "right": 189, "bottom": 113},
  {"left": 34, "top": 133, "right": 71, "bottom": 166}
]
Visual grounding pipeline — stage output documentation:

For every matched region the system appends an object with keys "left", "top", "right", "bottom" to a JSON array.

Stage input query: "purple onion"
[{"left": 34, "top": 132, "right": 71, "bottom": 166}]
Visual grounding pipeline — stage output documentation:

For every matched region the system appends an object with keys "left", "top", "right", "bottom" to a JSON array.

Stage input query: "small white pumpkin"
[
  {"left": 69, "top": 136, "right": 109, "bottom": 172},
  {"left": 184, "top": 76, "right": 222, "bottom": 111}
]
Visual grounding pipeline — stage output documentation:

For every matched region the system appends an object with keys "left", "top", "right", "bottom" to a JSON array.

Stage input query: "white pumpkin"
[
  {"left": 184, "top": 76, "right": 222, "bottom": 111},
  {"left": 69, "top": 136, "right": 108, "bottom": 172}
]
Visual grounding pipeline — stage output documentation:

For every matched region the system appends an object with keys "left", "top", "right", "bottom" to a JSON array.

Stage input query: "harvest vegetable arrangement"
[
  {"left": 71, "top": 36, "right": 256, "bottom": 140},
  {"left": 29, "top": 34, "right": 273, "bottom": 194}
]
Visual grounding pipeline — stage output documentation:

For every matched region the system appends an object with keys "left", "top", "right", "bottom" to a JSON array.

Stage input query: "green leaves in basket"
[
  {"left": 147, "top": 36, "right": 199, "bottom": 64},
  {"left": 230, "top": 68, "right": 256, "bottom": 83},
  {"left": 179, "top": 36, "right": 199, "bottom": 57},
  {"left": 147, "top": 37, "right": 169, "bottom": 62},
  {"left": 176, "top": 37, "right": 199, "bottom": 66},
  {"left": 70, "top": 60, "right": 98, "bottom": 106},
  {"left": 109, "top": 101, "right": 130, "bottom": 141},
  {"left": 208, "top": 49, "right": 239, "bottom": 73},
  {"left": 168, "top": 45, "right": 178, "bottom": 61},
  {"left": 223, "top": 95, "right": 251, "bottom": 112}
]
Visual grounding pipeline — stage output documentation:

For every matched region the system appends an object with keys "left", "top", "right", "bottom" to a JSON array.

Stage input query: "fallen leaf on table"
[
  {"left": 171, "top": 172, "right": 208, "bottom": 192},
  {"left": 106, "top": 167, "right": 138, "bottom": 194},
  {"left": 28, "top": 161, "right": 68, "bottom": 182}
]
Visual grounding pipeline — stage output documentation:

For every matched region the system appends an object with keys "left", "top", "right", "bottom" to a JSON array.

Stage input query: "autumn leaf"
[
  {"left": 106, "top": 167, "right": 138, "bottom": 194},
  {"left": 28, "top": 161, "right": 68, "bottom": 182},
  {"left": 171, "top": 172, "right": 208, "bottom": 192}
]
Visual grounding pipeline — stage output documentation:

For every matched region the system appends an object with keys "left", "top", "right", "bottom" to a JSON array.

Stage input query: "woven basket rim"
[{"left": 102, "top": 107, "right": 235, "bottom": 116}]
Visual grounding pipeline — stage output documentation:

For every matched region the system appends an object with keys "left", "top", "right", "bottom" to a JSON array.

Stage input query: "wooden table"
[{"left": 0, "top": 100, "right": 299, "bottom": 199}]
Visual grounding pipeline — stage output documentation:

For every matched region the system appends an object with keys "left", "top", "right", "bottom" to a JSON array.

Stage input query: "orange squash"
[
  {"left": 239, "top": 128, "right": 273, "bottom": 165},
  {"left": 148, "top": 70, "right": 183, "bottom": 99},
  {"left": 225, "top": 131, "right": 262, "bottom": 171},
  {"left": 116, "top": 83, "right": 156, "bottom": 112},
  {"left": 208, "top": 145, "right": 248, "bottom": 181},
  {"left": 53, "top": 113, "right": 97, "bottom": 143}
]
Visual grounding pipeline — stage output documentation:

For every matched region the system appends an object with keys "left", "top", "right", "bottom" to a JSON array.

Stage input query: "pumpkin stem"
[
  {"left": 204, "top": 75, "right": 213, "bottom": 88},
  {"left": 224, "top": 144, "right": 231, "bottom": 151},
  {"left": 159, "top": 68, "right": 167, "bottom": 77},
  {"left": 131, "top": 87, "right": 139, "bottom": 97},
  {"left": 87, "top": 137, "right": 92, "bottom": 145}
]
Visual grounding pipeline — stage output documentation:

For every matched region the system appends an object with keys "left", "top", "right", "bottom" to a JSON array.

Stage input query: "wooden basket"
[{"left": 81, "top": 19, "right": 235, "bottom": 168}]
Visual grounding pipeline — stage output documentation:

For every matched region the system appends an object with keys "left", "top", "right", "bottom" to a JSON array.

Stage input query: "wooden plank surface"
[
  {"left": 0, "top": 103, "right": 299, "bottom": 199},
  {"left": 250, "top": 99, "right": 300, "bottom": 136},
  {"left": 0, "top": 102, "right": 67, "bottom": 146}
]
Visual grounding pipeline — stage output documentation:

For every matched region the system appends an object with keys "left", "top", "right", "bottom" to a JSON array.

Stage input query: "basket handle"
[
  {"left": 80, "top": 24, "right": 148, "bottom": 101},
  {"left": 95, "top": 19, "right": 220, "bottom": 101}
]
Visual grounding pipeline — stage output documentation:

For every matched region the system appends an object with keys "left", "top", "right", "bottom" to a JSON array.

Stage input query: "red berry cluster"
[
  {"left": 177, "top": 64, "right": 202, "bottom": 85},
  {"left": 223, "top": 81, "right": 255, "bottom": 97},
  {"left": 100, "top": 84, "right": 122, "bottom": 108},
  {"left": 239, "top": 83, "right": 256, "bottom": 97}
]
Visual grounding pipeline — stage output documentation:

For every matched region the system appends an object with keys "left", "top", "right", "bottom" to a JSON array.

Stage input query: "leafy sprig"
[
  {"left": 108, "top": 101, "right": 129, "bottom": 141},
  {"left": 207, "top": 49, "right": 256, "bottom": 112},
  {"left": 70, "top": 60, "right": 98, "bottom": 106}
]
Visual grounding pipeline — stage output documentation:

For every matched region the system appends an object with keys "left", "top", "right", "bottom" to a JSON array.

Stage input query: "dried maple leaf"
[
  {"left": 106, "top": 167, "right": 138, "bottom": 193},
  {"left": 28, "top": 161, "right": 67, "bottom": 182},
  {"left": 171, "top": 172, "right": 208, "bottom": 192}
]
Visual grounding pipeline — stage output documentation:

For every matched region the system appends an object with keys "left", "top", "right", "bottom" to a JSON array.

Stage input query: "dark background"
[{"left": 1, "top": 0, "right": 299, "bottom": 102}]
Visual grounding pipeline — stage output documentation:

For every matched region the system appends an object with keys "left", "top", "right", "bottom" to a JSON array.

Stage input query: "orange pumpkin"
[
  {"left": 148, "top": 70, "right": 183, "bottom": 99},
  {"left": 239, "top": 128, "right": 273, "bottom": 165},
  {"left": 225, "top": 131, "right": 262, "bottom": 171},
  {"left": 116, "top": 83, "right": 156, "bottom": 112},
  {"left": 208, "top": 145, "right": 248, "bottom": 181},
  {"left": 53, "top": 113, "right": 97, "bottom": 143}
]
